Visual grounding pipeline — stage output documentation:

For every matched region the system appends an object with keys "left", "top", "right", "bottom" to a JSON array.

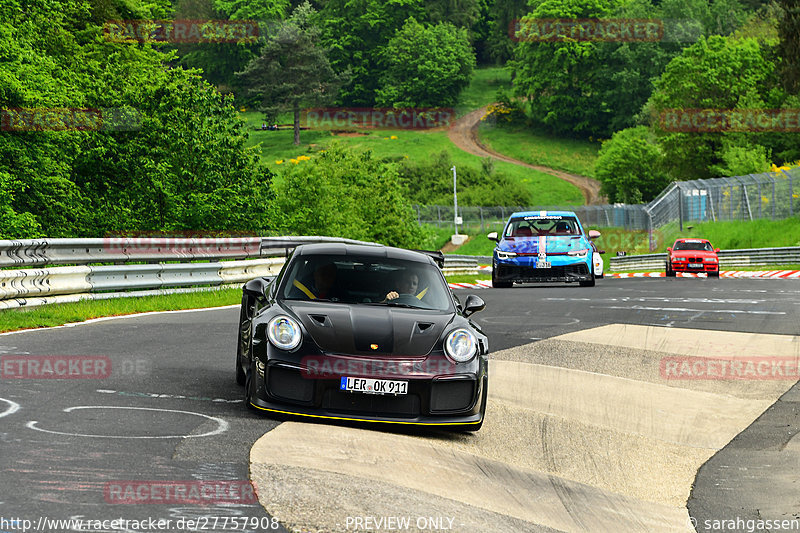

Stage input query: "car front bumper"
[
  {"left": 494, "top": 256, "right": 592, "bottom": 283},
  {"left": 250, "top": 354, "right": 488, "bottom": 428},
  {"left": 670, "top": 260, "right": 719, "bottom": 273}
]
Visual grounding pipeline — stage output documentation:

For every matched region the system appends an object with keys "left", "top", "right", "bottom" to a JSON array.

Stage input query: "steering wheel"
[{"left": 392, "top": 294, "right": 421, "bottom": 305}]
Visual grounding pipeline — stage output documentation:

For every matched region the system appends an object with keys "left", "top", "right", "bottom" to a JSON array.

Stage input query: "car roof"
[
  {"left": 293, "top": 243, "right": 437, "bottom": 265},
  {"left": 509, "top": 210, "right": 578, "bottom": 218},
  {"left": 674, "top": 238, "right": 711, "bottom": 243}
]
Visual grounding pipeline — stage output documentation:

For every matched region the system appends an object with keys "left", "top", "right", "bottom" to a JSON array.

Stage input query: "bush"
[{"left": 273, "top": 144, "right": 426, "bottom": 248}]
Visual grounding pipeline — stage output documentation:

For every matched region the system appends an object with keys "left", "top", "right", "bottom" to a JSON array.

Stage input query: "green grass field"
[
  {"left": 656, "top": 218, "right": 800, "bottom": 251},
  {"left": 478, "top": 124, "right": 601, "bottom": 178},
  {"left": 0, "top": 289, "right": 242, "bottom": 333},
  {"left": 455, "top": 67, "right": 512, "bottom": 117}
]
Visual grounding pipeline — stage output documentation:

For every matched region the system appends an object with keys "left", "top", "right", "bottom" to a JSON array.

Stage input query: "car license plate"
[
  {"left": 340, "top": 376, "right": 408, "bottom": 395},
  {"left": 689, "top": 263, "right": 702, "bottom": 268},
  {"left": 535, "top": 262, "right": 551, "bottom": 269}
]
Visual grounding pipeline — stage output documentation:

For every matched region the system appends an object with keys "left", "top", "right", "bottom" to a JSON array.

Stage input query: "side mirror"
[
  {"left": 463, "top": 294, "right": 485, "bottom": 317},
  {"left": 598, "top": 249, "right": 606, "bottom": 254},
  {"left": 714, "top": 248, "right": 720, "bottom": 253},
  {"left": 243, "top": 276, "right": 273, "bottom": 301},
  {"left": 588, "top": 230, "right": 601, "bottom": 239},
  {"left": 487, "top": 232, "right": 499, "bottom": 242},
  {"left": 666, "top": 247, "right": 672, "bottom": 253}
]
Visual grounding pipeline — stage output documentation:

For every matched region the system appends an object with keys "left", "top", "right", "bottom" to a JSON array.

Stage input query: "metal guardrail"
[
  {"left": 0, "top": 237, "right": 478, "bottom": 309},
  {"left": 0, "top": 236, "right": 382, "bottom": 269},
  {"left": 609, "top": 246, "right": 800, "bottom": 271}
]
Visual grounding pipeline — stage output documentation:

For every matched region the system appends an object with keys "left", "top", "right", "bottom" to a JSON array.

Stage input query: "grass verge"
[
  {"left": 0, "top": 289, "right": 242, "bottom": 333},
  {"left": 478, "top": 123, "right": 600, "bottom": 177}
]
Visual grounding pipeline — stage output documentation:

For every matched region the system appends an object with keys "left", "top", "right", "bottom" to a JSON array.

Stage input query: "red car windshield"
[{"left": 674, "top": 241, "right": 713, "bottom": 251}]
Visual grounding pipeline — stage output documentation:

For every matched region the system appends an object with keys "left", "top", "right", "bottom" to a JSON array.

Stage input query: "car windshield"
[
  {"left": 280, "top": 254, "right": 452, "bottom": 311},
  {"left": 504, "top": 215, "right": 581, "bottom": 237},
  {"left": 674, "top": 241, "right": 713, "bottom": 251}
]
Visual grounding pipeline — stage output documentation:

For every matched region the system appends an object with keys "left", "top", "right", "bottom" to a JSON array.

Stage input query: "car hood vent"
[{"left": 283, "top": 302, "right": 448, "bottom": 356}]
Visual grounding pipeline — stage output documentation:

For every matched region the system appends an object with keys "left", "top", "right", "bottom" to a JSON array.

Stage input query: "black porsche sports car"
[{"left": 235, "top": 243, "right": 489, "bottom": 431}]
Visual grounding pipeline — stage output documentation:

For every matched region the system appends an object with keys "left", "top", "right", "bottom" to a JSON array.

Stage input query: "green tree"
[
  {"left": 594, "top": 126, "right": 669, "bottom": 203},
  {"left": 376, "top": 18, "right": 475, "bottom": 107},
  {"left": 237, "top": 1, "right": 348, "bottom": 144},
  {"left": 318, "top": 0, "right": 425, "bottom": 105},
  {"left": 644, "top": 35, "right": 776, "bottom": 178},
  {"left": 485, "top": 0, "right": 528, "bottom": 64},
  {"left": 274, "top": 145, "right": 425, "bottom": 248},
  {"left": 778, "top": 0, "right": 800, "bottom": 93}
]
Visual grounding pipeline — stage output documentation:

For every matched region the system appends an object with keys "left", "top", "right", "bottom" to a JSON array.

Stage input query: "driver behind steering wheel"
[{"left": 384, "top": 270, "right": 420, "bottom": 302}]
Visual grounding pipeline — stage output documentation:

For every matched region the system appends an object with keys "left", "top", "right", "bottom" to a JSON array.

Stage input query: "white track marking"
[
  {"left": 26, "top": 406, "right": 228, "bottom": 439},
  {"left": 0, "top": 398, "right": 20, "bottom": 419}
]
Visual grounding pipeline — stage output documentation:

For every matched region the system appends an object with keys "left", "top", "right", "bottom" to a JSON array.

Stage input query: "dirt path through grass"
[{"left": 448, "top": 106, "right": 605, "bottom": 205}]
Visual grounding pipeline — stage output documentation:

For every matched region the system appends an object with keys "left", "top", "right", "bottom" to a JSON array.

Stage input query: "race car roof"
[
  {"left": 509, "top": 210, "right": 580, "bottom": 218},
  {"left": 293, "top": 243, "right": 437, "bottom": 265}
]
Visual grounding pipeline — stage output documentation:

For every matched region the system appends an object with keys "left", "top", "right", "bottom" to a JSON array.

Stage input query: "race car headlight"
[
  {"left": 267, "top": 315, "right": 302, "bottom": 351},
  {"left": 674, "top": 256, "right": 686, "bottom": 261},
  {"left": 444, "top": 328, "right": 478, "bottom": 363},
  {"left": 496, "top": 250, "right": 517, "bottom": 260},
  {"left": 705, "top": 257, "right": 718, "bottom": 262},
  {"left": 568, "top": 248, "right": 589, "bottom": 257}
]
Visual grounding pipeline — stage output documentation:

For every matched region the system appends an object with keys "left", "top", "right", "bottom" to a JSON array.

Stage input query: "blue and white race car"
[{"left": 487, "top": 211, "right": 598, "bottom": 288}]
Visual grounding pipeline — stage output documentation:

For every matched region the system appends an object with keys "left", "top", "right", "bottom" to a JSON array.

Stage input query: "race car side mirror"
[
  {"left": 243, "top": 276, "right": 273, "bottom": 301},
  {"left": 714, "top": 248, "right": 720, "bottom": 253},
  {"left": 588, "top": 230, "right": 601, "bottom": 239},
  {"left": 463, "top": 294, "right": 485, "bottom": 317},
  {"left": 666, "top": 247, "right": 672, "bottom": 253},
  {"left": 599, "top": 249, "right": 606, "bottom": 254},
  {"left": 487, "top": 232, "right": 499, "bottom": 242}
]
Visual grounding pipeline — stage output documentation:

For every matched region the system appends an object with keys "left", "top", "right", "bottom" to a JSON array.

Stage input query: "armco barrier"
[
  {"left": 609, "top": 246, "right": 800, "bottom": 271},
  {"left": 0, "top": 236, "right": 381, "bottom": 269},
  {"left": 0, "top": 237, "right": 471, "bottom": 308}
]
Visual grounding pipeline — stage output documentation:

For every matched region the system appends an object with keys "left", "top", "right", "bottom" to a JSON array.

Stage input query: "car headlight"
[
  {"left": 496, "top": 250, "right": 517, "bottom": 260},
  {"left": 267, "top": 315, "right": 302, "bottom": 351},
  {"left": 568, "top": 248, "right": 589, "bottom": 257},
  {"left": 674, "top": 256, "right": 686, "bottom": 261},
  {"left": 444, "top": 328, "right": 478, "bottom": 363},
  {"left": 705, "top": 257, "right": 718, "bottom": 262}
]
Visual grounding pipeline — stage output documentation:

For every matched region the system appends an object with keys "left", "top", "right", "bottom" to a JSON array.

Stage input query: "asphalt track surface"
[{"left": 0, "top": 277, "right": 798, "bottom": 533}]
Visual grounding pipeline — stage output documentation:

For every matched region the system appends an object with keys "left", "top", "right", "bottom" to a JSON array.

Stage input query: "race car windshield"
[
  {"left": 674, "top": 242, "right": 713, "bottom": 251},
  {"left": 281, "top": 254, "right": 452, "bottom": 311},
  {"left": 504, "top": 216, "right": 581, "bottom": 237}
]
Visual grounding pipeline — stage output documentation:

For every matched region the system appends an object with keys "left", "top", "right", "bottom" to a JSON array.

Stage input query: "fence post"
[
  {"left": 677, "top": 183, "right": 683, "bottom": 231},
  {"left": 782, "top": 170, "right": 793, "bottom": 216},
  {"left": 479, "top": 206, "right": 484, "bottom": 232},
  {"left": 436, "top": 205, "right": 442, "bottom": 228}
]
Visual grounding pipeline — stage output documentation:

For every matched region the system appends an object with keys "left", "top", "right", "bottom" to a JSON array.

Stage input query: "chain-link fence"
[
  {"left": 416, "top": 168, "right": 800, "bottom": 248},
  {"left": 414, "top": 204, "right": 650, "bottom": 233}
]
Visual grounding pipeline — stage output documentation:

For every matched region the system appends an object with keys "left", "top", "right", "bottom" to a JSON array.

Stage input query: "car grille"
[
  {"left": 497, "top": 263, "right": 589, "bottom": 281},
  {"left": 267, "top": 366, "right": 314, "bottom": 404},
  {"left": 322, "top": 389, "right": 421, "bottom": 417},
  {"left": 430, "top": 379, "right": 475, "bottom": 413}
]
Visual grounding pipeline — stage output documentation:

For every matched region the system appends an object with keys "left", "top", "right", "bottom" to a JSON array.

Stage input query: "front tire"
[
  {"left": 708, "top": 271, "right": 720, "bottom": 278},
  {"left": 579, "top": 270, "right": 595, "bottom": 287},
  {"left": 666, "top": 262, "right": 676, "bottom": 277}
]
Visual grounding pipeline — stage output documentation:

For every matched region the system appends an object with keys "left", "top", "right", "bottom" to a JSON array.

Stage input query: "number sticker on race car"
[{"left": 340, "top": 377, "right": 408, "bottom": 395}]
